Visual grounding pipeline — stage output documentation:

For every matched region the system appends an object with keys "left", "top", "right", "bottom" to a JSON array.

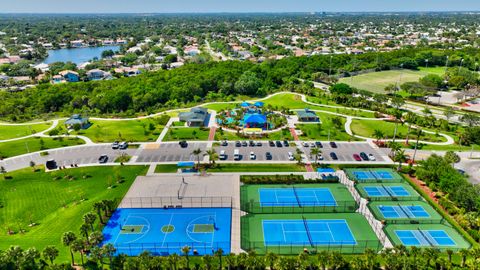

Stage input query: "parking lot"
[
  {"left": 213, "top": 140, "right": 389, "bottom": 163},
  {"left": 134, "top": 142, "right": 209, "bottom": 163}
]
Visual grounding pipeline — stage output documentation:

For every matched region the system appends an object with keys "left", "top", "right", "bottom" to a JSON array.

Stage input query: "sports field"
[
  {"left": 240, "top": 184, "right": 356, "bottom": 213},
  {"left": 345, "top": 168, "right": 403, "bottom": 183},
  {"left": 384, "top": 224, "right": 470, "bottom": 250},
  {"left": 241, "top": 213, "right": 381, "bottom": 254},
  {"left": 102, "top": 208, "right": 231, "bottom": 256},
  {"left": 368, "top": 201, "right": 443, "bottom": 224},
  {"left": 339, "top": 67, "right": 445, "bottom": 94},
  {"left": 356, "top": 183, "right": 421, "bottom": 201},
  {"left": 0, "top": 122, "right": 51, "bottom": 140}
]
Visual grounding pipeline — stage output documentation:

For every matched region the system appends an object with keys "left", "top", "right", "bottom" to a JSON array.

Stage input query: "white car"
[
  {"left": 219, "top": 150, "right": 227, "bottom": 160},
  {"left": 302, "top": 142, "right": 309, "bottom": 147},
  {"left": 368, "top": 154, "right": 376, "bottom": 161},
  {"left": 250, "top": 152, "right": 256, "bottom": 160},
  {"left": 317, "top": 154, "right": 324, "bottom": 161},
  {"left": 288, "top": 152, "right": 294, "bottom": 160},
  {"left": 310, "top": 142, "right": 316, "bottom": 147}
]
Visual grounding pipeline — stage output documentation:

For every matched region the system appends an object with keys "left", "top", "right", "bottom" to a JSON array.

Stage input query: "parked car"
[
  {"left": 219, "top": 150, "right": 227, "bottom": 160},
  {"left": 330, "top": 142, "right": 337, "bottom": 148},
  {"left": 111, "top": 141, "right": 119, "bottom": 149},
  {"left": 269, "top": 141, "right": 275, "bottom": 147},
  {"left": 266, "top": 152, "right": 273, "bottom": 160},
  {"left": 234, "top": 149, "right": 241, "bottom": 160},
  {"left": 283, "top": 140, "right": 289, "bottom": 147},
  {"left": 249, "top": 140, "right": 255, "bottom": 147},
  {"left": 368, "top": 153, "right": 376, "bottom": 161},
  {"left": 221, "top": 141, "right": 228, "bottom": 146},
  {"left": 353, "top": 154, "right": 362, "bottom": 161},
  {"left": 302, "top": 142, "right": 309, "bottom": 147},
  {"left": 119, "top": 141, "right": 128, "bottom": 150},
  {"left": 179, "top": 141, "right": 188, "bottom": 148},
  {"left": 256, "top": 141, "right": 262, "bottom": 147},
  {"left": 98, "top": 155, "right": 109, "bottom": 164},
  {"left": 241, "top": 141, "right": 248, "bottom": 147},
  {"left": 310, "top": 142, "right": 316, "bottom": 148},
  {"left": 46, "top": 159, "right": 57, "bottom": 170},
  {"left": 288, "top": 152, "right": 294, "bottom": 161},
  {"left": 315, "top": 141, "right": 323, "bottom": 148},
  {"left": 360, "top": 152, "right": 369, "bottom": 161},
  {"left": 235, "top": 141, "right": 241, "bottom": 147},
  {"left": 316, "top": 154, "right": 324, "bottom": 161},
  {"left": 250, "top": 152, "right": 256, "bottom": 160},
  {"left": 275, "top": 141, "right": 282, "bottom": 147},
  {"left": 330, "top": 152, "right": 338, "bottom": 160}
]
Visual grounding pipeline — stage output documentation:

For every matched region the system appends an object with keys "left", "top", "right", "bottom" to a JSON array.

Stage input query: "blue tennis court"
[
  {"left": 379, "top": 205, "right": 430, "bottom": 219},
  {"left": 102, "top": 208, "right": 231, "bottom": 256},
  {"left": 351, "top": 170, "right": 394, "bottom": 180},
  {"left": 258, "top": 188, "right": 337, "bottom": 207},
  {"left": 364, "top": 186, "right": 410, "bottom": 197},
  {"left": 262, "top": 219, "right": 356, "bottom": 246},
  {"left": 395, "top": 230, "right": 456, "bottom": 247}
]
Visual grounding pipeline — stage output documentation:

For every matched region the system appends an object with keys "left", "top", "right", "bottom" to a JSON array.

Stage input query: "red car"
[{"left": 353, "top": 154, "right": 362, "bottom": 161}]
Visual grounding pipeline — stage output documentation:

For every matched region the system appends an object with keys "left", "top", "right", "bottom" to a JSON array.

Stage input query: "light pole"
[
  {"left": 425, "top": 59, "right": 428, "bottom": 69},
  {"left": 444, "top": 55, "right": 449, "bottom": 74},
  {"left": 458, "top": 58, "right": 464, "bottom": 73},
  {"left": 396, "top": 63, "right": 404, "bottom": 90},
  {"left": 329, "top": 55, "right": 333, "bottom": 76}
]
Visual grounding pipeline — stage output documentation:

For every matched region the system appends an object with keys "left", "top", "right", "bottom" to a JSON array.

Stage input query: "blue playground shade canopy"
[
  {"left": 244, "top": 114, "right": 267, "bottom": 124},
  {"left": 240, "top": 102, "right": 251, "bottom": 107},
  {"left": 254, "top": 101, "right": 264, "bottom": 107},
  {"left": 177, "top": 161, "right": 195, "bottom": 167}
]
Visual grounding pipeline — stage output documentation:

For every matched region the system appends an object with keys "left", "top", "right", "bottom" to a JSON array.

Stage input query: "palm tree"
[
  {"left": 0, "top": 166, "right": 7, "bottom": 180},
  {"left": 388, "top": 141, "right": 401, "bottom": 157},
  {"left": 71, "top": 239, "right": 85, "bottom": 266},
  {"left": 403, "top": 112, "right": 416, "bottom": 145},
  {"left": 204, "top": 148, "right": 218, "bottom": 165},
  {"left": 83, "top": 212, "right": 97, "bottom": 232},
  {"left": 446, "top": 249, "right": 454, "bottom": 264},
  {"left": 373, "top": 129, "right": 384, "bottom": 143},
  {"left": 391, "top": 109, "right": 403, "bottom": 143},
  {"left": 61, "top": 231, "right": 77, "bottom": 266},
  {"left": 297, "top": 252, "right": 310, "bottom": 270},
  {"left": 215, "top": 248, "right": 224, "bottom": 270},
  {"left": 310, "top": 147, "right": 321, "bottom": 164},
  {"left": 225, "top": 253, "right": 237, "bottom": 270},
  {"left": 364, "top": 248, "right": 377, "bottom": 270},
  {"left": 102, "top": 243, "right": 116, "bottom": 269},
  {"left": 265, "top": 251, "right": 278, "bottom": 270},
  {"left": 90, "top": 246, "right": 104, "bottom": 268},
  {"left": 317, "top": 250, "right": 329, "bottom": 270},
  {"left": 42, "top": 246, "right": 59, "bottom": 265},
  {"left": 79, "top": 223, "right": 90, "bottom": 244},
  {"left": 181, "top": 246, "right": 191, "bottom": 269},
  {"left": 393, "top": 149, "right": 407, "bottom": 171},
  {"left": 93, "top": 201, "right": 105, "bottom": 224},
  {"left": 412, "top": 129, "right": 423, "bottom": 163},
  {"left": 459, "top": 248, "right": 470, "bottom": 267},
  {"left": 202, "top": 254, "right": 214, "bottom": 270},
  {"left": 89, "top": 231, "right": 104, "bottom": 247},
  {"left": 191, "top": 148, "right": 203, "bottom": 169}
]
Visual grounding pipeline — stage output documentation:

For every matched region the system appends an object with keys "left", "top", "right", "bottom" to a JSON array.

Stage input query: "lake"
[{"left": 43, "top": 45, "right": 120, "bottom": 65}]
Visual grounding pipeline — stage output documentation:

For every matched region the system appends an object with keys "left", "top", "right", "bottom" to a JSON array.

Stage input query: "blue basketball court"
[
  {"left": 258, "top": 188, "right": 337, "bottom": 207},
  {"left": 262, "top": 219, "right": 356, "bottom": 246},
  {"left": 364, "top": 186, "right": 410, "bottom": 197},
  {"left": 379, "top": 205, "right": 430, "bottom": 219},
  {"left": 102, "top": 208, "right": 231, "bottom": 256},
  {"left": 395, "top": 230, "right": 456, "bottom": 247}
]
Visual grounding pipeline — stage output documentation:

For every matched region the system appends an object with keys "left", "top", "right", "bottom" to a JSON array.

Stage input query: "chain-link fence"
[{"left": 119, "top": 196, "right": 232, "bottom": 208}]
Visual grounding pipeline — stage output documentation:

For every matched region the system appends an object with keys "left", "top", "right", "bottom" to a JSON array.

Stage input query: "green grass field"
[
  {"left": 296, "top": 113, "right": 357, "bottom": 141},
  {"left": 350, "top": 119, "right": 448, "bottom": 143},
  {"left": 163, "top": 127, "right": 210, "bottom": 141},
  {"left": 69, "top": 118, "right": 165, "bottom": 142},
  {"left": 240, "top": 183, "right": 356, "bottom": 214},
  {"left": 0, "top": 122, "right": 52, "bottom": 140},
  {"left": 383, "top": 223, "right": 471, "bottom": 250},
  {"left": 0, "top": 137, "right": 85, "bottom": 159},
  {"left": 0, "top": 166, "right": 148, "bottom": 263},
  {"left": 241, "top": 213, "right": 381, "bottom": 254},
  {"left": 208, "top": 163, "right": 306, "bottom": 173},
  {"left": 339, "top": 67, "right": 445, "bottom": 94},
  {"left": 154, "top": 164, "right": 179, "bottom": 173},
  {"left": 368, "top": 200, "right": 443, "bottom": 223},
  {"left": 214, "top": 128, "right": 293, "bottom": 141}
]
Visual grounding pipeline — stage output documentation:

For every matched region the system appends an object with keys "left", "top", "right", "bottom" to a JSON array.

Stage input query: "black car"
[
  {"left": 241, "top": 141, "right": 248, "bottom": 147},
  {"left": 275, "top": 141, "right": 283, "bottom": 147},
  {"left": 249, "top": 140, "right": 255, "bottom": 147},
  {"left": 235, "top": 141, "right": 241, "bottom": 147},
  {"left": 98, "top": 155, "right": 109, "bottom": 164},
  {"left": 179, "top": 140, "right": 188, "bottom": 148},
  {"left": 256, "top": 141, "right": 262, "bottom": 147},
  {"left": 221, "top": 140, "right": 228, "bottom": 146},
  {"left": 330, "top": 152, "right": 338, "bottom": 160},
  {"left": 265, "top": 152, "right": 273, "bottom": 160},
  {"left": 269, "top": 141, "right": 275, "bottom": 147},
  {"left": 360, "top": 152, "right": 369, "bottom": 161},
  {"left": 315, "top": 141, "right": 323, "bottom": 148},
  {"left": 283, "top": 140, "right": 289, "bottom": 147},
  {"left": 329, "top": 142, "right": 337, "bottom": 148},
  {"left": 45, "top": 159, "right": 57, "bottom": 170}
]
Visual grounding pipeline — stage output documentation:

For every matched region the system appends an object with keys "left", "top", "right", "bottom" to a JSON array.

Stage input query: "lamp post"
[
  {"left": 425, "top": 59, "right": 429, "bottom": 69},
  {"left": 329, "top": 55, "right": 333, "bottom": 76},
  {"left": 458, "top": 58, "right": 464, "bottom": 73},
  {"left": 445, "top": 55, "right": 449, "bottom": 73}
]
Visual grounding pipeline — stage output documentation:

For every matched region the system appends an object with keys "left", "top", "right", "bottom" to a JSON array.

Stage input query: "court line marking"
[
  {"left": 185, "top": 214, "right": 216, "bottom": 245},
  {"left": 121, "top": 215, "right": 152, "bottom": 245},
  {"left": 160, "top": 214, "right": 175, "bottom": 247}
]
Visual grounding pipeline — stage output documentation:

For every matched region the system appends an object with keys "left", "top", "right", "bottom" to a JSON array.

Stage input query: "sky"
[{"left": 1, "top": 0, "right": 480, "bottom": 13}]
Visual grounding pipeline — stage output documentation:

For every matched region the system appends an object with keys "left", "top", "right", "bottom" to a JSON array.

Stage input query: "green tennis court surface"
[
  {"left": 241, "top": 184, "right": 357, "bottom": 213},
  {"left": 384, "top": 224, "right": 470, "bottom": 250},
  {"left": 194, "top": 224, "right": 215, "bottom": 233},
  {"left": 368, "top": 201, "right": 443, "bottom": 224},
  {"left": 356, "top": 183, "right": 421, "bottom": 201},
  {"left": 345, "top": 168, "right": 403, "bottom": 183},
  {"left": 241, "top": 213, "right": 381, "bottom": 254}
]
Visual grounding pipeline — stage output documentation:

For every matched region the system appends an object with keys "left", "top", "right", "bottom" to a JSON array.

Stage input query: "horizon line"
[{"left": 1, "top": 11, "right": 480, "bottom": 15}]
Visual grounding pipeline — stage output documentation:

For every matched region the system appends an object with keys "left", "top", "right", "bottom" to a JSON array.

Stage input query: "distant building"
[
  {"left": 86, "top": 69, "right": 112, "bottom": 81},
  {"left": 65, "top": 114, "right": 90, "bottom": 129},
  {"left": 58, "top": 70, "right": 80, "bottom": 82},
  {"left": 114, "top": 67, "right": 141, "bottom": 77},
  {"left": 297, "top": 109, "right": 320, "bottom": 122},
  {"left": 178, "top": 107, "right": 209, "bottom": 127}
]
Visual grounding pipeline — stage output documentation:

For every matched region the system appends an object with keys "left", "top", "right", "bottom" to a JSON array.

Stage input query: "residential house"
[
  {"left": 86, "top": 69, "right": 112, "bottom": 81},
  {"left": 58, "top": 70, "right": 80, "bottom": 82}
]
